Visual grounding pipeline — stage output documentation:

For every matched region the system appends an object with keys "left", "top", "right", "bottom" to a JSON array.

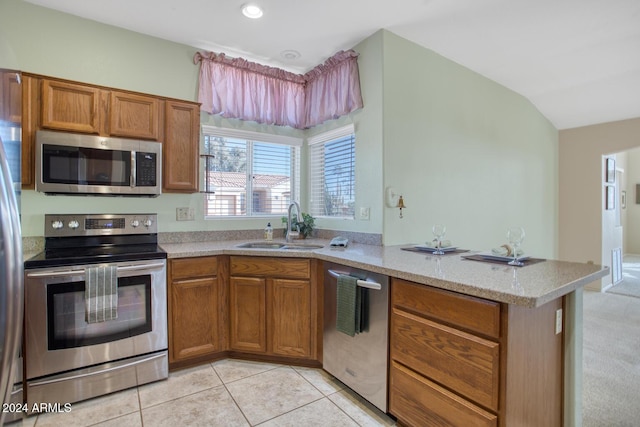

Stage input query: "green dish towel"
[{"left": 336, "top": 274, "right": 366, "bottom": 336}]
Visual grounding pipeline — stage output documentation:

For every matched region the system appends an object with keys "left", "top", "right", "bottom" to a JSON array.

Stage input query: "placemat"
[
  {"left": 461, "top": 254, "right": 546, "bottom": 267},
  {"left": 401, "top": 247, "right": 470, "bottom": 256}
]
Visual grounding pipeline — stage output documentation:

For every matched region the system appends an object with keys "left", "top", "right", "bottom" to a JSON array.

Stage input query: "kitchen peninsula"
[{"left": 161, "top": 238, "right": 607, "bottom": 427}]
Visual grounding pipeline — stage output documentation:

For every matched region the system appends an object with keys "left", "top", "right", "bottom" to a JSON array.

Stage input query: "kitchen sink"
[
  {"left": 236, "top": 242, "right": 323, "bottom": 250},
  {"left": 281, "top": 244, "right": 324, "bottom": 250}
]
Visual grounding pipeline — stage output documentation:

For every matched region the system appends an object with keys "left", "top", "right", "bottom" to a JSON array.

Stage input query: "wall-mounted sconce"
[{"left": 397, "top": 195, "right": 406, "bottom": 218}]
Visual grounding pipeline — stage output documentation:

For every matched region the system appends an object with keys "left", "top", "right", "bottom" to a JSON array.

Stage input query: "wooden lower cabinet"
[
  {"left": 271, "top": 278, "right": 312, "bottom": 357},
  {"left": 229, "top": 256, "right": 317, "bottom": 360},
  {"left": 168, "top": 256, "right": 227, "bottom": 367},
  {"left": 390, "top": 361, "right": 497, "bottom": 427},
  {"left": 390, "top": 278, "right": 563, "bottom": 427},
  {"left": 230, "top": 276, "right": 267, "bottom": 353}
]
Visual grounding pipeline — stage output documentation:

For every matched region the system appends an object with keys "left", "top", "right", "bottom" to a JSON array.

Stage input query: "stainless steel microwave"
[{"left": 35, "top": 130, "right": 162, "bottom": 197}]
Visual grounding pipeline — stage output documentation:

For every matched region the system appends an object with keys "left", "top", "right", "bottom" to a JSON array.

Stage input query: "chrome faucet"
[{"left": 286, "top": 201, "right": 302, "bottom": 242}]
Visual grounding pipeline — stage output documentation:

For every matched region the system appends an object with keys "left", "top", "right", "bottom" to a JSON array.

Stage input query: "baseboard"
[{"left": 601, "top": 283, "right": 614, "bottom": 293}]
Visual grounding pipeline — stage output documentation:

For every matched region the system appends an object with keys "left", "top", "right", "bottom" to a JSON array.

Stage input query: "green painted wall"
[{"left": 381, "top": 31, "right": 558, "bottom": 257}]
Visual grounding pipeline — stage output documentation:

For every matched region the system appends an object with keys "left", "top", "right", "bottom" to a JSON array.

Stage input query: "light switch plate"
[
  {"left": 176, "top": 207, "right": 195, "bottom": 221},
  {"left": 359, "top": 207, "right": 370, "bottom": 220}
]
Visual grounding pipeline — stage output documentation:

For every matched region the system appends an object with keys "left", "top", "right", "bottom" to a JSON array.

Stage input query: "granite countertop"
[{"left": 161, "top": 238, "right": 608, "bottom": 308}]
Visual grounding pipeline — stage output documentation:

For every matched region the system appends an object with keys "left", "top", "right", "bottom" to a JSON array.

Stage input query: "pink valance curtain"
[{"left": 193, "top": 50, "right": 363, "bottom": 129}]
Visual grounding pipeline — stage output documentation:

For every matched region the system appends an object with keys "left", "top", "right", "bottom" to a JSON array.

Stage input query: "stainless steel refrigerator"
[{"left": 0, "top": 70, "right": 23, "bottom": 425}]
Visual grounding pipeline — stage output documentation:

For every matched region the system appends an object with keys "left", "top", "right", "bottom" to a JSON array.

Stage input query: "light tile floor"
[{"left": 11, "top": 359, "right": 396, "bottom": 427}]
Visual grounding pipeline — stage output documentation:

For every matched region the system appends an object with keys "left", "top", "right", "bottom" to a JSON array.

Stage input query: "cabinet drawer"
[
  {"left": 392, "top": 278, "right": 500, "bottom": 338},
  {"left": 390, "top": 361, "right": 497, "bottom": 427},
  {"left": 391, "top": 308, "right": 500, "bottom": 410},
  {"left": 230, "top": 256, "right": 310, "bottom": 279},
  {"left": 170, "top": 256, "right": 217, "bottom": 280}
]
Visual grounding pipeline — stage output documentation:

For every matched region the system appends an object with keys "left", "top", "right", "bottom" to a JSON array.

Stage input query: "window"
[
  {"left": 202, "top": 126, "right": 301, "bottom": 218},
  {"left": 309, "top": 125, "right": 356, "bottom": 218}
]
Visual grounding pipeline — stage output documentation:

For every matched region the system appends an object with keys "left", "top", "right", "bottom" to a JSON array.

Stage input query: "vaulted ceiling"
[{"left": 25, "top": 0, "right": 640, "bottom": 130}]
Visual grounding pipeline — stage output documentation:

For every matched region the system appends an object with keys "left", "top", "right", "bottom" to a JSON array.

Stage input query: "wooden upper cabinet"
[
  {"left": 163, "top": 100, "right": 200, "bottom": 193},
  {"left": 0, "top": 71, "right": 22, "bottom": 124},
  {"left": 41, "top": 79, "right": 101, "bottom": 134},
  {"left": 109, "top": 91, "right": 160, "bottom": 140}
]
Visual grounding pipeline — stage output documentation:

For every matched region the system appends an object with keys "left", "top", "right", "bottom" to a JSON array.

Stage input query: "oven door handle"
[
  {"left": 26, "top": 261, "right": 166, "bottom": 278},
  {"left": 327, "top": 269, "right": 382, "bottom": 290}
]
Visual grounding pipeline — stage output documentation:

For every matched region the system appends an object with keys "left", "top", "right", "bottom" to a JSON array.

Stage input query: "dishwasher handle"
[{"left": 327, "top": 269, "right": 382, "bottom": 290}]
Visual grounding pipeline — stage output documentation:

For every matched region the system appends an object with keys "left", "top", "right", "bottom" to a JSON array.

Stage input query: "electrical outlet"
[
  {"left": 555, "top": 309, "right": 563, "bottom": 334},
  {"left": 176, "top": 207, "right": 195, "bottom": 221},
  {"left": 359, "top": 207, "right": 370, "bottom": 220}
]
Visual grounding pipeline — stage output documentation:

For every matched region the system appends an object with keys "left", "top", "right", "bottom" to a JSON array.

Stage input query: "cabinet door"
[
  {"left": 271, "top": 278, "right": 311, "bottom": 357},
  {"left": 171, "top": 276, "right": 219, "bottom": 361},
  {"left": 0, "top": 71, "right": 22, "bottom": 123},
  {"left": 230, "top": 276, "right": 266, "bottom": 353},
  {"left": 109, "top": 91, "right": 160, "bottom": 140},
  {"left": 163, "top": 100, "right": 199, "bottom": 192},
  {"left": 41, "top": 79, "right": 101, "bottom": 133},
  {"left": 21, "top": 74, "right": 37, "bottom": 188}
]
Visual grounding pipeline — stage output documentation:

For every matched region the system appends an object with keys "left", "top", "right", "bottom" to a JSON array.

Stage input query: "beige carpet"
[
  {"left": 607, "top": 255, "right": 640, "bottom": 298},
  {"left": 583, "top": 290, "right": 640, "bottom": 426}
]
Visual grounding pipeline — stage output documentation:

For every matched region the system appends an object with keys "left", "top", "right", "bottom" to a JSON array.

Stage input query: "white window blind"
[
  {"left": 309, "top": 125, "right": 356, "bottom": 218},
  {"left": 202, "top": 126, "right": 301, "bottom": 218}
]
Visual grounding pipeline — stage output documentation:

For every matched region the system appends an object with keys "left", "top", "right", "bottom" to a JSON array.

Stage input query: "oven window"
[
  {"left": 46, "top": 275, "right": 152, "bottom": 350},
  {"left": 42, "top": 144, "right": 131, "bottom": 186}
]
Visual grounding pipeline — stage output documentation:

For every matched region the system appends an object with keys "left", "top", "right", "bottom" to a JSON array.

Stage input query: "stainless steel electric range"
[{"left": 24, "top": 213, "right": 168, "bottom": 408}]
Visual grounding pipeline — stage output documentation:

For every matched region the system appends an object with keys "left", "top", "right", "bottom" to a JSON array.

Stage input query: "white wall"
[
  {"left": 623, "top": 148, "right": 640, "bottom": 254},
  {"left": 559, "top": 118, "right": 640, "bottom": 290}
]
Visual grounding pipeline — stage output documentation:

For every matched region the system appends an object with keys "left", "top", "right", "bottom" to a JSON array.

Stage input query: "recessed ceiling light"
[
  {"left": 281, "top": 50, "right": 301, "bottom": 60},
  {"left": 241, "top": 4, "right": 263, "bottom": 19}
]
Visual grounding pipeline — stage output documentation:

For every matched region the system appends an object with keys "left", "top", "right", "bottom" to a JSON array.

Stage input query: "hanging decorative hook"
[{"left": 397, "top": 195, "right": 406, "bottom": 218}]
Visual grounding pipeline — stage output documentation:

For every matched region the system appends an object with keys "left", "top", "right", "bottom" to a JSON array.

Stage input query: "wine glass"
[
  {"left": 432, "top": 224, "right": 446, "bottom": 255},
  {"left": 506, "top": 227, "right": 525, "bottom": 266}
]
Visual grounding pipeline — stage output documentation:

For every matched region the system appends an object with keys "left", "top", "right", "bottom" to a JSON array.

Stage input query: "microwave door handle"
[
  {"left": 26, "top": 261, "right": 166, "bottom": 278},
  {"left": 131, "top": 151, "right": 136, "bottom": 187},
  {"left": 327, "top": 269, "right": 382, "bottom": 290}
]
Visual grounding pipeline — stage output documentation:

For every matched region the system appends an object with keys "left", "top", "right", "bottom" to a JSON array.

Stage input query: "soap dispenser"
[{"left": 264, "top": 222, "right": 273, "bottom": 241}]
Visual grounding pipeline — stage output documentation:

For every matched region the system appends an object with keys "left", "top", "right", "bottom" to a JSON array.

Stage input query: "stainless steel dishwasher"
[{"left": 323, "top": 262, "right": 389, "bottom": 412}]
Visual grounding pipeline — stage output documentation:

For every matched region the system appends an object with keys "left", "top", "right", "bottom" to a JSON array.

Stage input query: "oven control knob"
[
  {"left": 51, "top": 220, "right": 64, "bottom": 230},
  {"left": 68, "top": 220, "right": 80, "bottom": 229},
  {"left": 131, "top": 219, "right": 140, "bottom": 228},
  {"left": 143, "top": 218, "right": 153, "bottom": 228}
]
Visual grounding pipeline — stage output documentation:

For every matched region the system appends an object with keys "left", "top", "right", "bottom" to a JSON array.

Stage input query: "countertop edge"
[{"left": 160, "top": 240, "right": 610, "bottom": 308}]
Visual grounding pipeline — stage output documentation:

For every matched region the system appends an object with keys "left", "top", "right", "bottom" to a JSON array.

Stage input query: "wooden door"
[
  {"left": 41, "top": 79, "right": 101, "bottom": 133},
  {"left": 171, "top": 276, "right": 219, "bottom": 361},
  {"left": 270, "top": 278, "right": 311, "bottom": 357},
  {"left": 230, "top": 276, "right": 267, "bottom": 353},
  {"left": 109, "top": 91, "right": 160, "bottom": 140},
  {"left": 163, "top": 100, "right": 199, "bottom": 192}
]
